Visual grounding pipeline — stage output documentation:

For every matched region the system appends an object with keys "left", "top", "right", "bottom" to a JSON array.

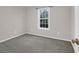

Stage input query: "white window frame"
[{"left": 37, "top": 7, "right": 50, "bottom": 30}]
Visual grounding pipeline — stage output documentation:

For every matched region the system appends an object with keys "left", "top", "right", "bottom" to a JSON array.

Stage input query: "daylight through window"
[{"left": 38, "top": 7, "right": 50, "bottom": 30}]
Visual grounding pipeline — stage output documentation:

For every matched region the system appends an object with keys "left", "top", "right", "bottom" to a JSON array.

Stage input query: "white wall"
[
  {"left": 74, "top": 6, "right": 79, "bottom": 38},
  {"left": 25, "top": 6, "right": 73, "bottom": 41},
  {"left": 0, "top": 6, "right": 74, "bottom": 42},
  {"left": 0, "top": 7, "right": 26, "bottom": 41},
  {"left": 71, "top": 6, "right": 75, "bottom": 39}
]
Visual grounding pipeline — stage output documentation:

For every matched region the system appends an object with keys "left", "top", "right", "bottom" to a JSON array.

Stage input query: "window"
[{"left": 38, "top": 7, "right": 50, "bottom": 30}]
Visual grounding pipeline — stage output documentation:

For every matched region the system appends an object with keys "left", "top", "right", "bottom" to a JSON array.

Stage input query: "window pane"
[
  {"left": 40, "top": 24, "right": 43, "bottom": 27},
  {"left": 45, "top": 8, "right": 48, "bottom": 18},
  {"left": 40, "top": 19, "right": 48, "bottom": 28},
  {"left": 40, "top": 10, "right": 43, "bottom": 18},
  {"left": 40, "top": 8, "right": 48, "bottom": 18},
  {"left": 46, "top": 19, "right": 48, "bottom": 24},
  {"left": 43, "top": 19, "right": 46, "bottom": 24},
  {"left": 43, "top": 9, "right": 46, "bottom": 18},
  {"left": 40, "top": 19, "right": 42, "bottom": 24},
  {"left": 46, "top": 24, "right": 48, "bottom": 28},
  {"left": 42, "top": 19, "right": 48, "bottom": 24},
  {"left": 42, "top": 24, "right": 45, "bottom": 27}
]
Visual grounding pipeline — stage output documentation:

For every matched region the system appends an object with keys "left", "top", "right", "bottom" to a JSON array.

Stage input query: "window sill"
[{"left": 38, "top": 27, "right": 50, "bottom": 30}]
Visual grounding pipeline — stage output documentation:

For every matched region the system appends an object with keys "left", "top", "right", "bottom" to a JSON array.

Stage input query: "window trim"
[{"left": 37, "top": 7, "right": 50, "bottom": 30}]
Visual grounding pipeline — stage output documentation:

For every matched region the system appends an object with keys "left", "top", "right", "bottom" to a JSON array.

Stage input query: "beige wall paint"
[
  {"left": 0, "top": 7, "right": 27, "bottom": 41},
  {"left": 25, "top": 6, "right": 73, "bottom": 41}
]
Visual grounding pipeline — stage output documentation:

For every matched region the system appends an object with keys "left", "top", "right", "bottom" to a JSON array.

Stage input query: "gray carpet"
[{"left": 0, "top": 34, "right": 74, "bottom": 53}]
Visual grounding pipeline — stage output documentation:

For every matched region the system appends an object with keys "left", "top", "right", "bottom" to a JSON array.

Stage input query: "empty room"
[{"left": 0, "top": 6, "right": 79, "bottom": 53}]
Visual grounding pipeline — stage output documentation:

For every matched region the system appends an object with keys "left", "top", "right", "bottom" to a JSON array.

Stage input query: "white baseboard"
[
  {"left": 0, "top": 32, "right": 75, "bottom": 53},
  {"left": 0, "top": 32, "right": 69, "bottom": 43},
  {"left": 28, "top": 33, "right": 77, "bottom": 52},
  {"left": 26, "top": 33, "right": 70, "bottom": 42},
  {"left": 0, "top": 33, "right": 26, "bottom": 43}
]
